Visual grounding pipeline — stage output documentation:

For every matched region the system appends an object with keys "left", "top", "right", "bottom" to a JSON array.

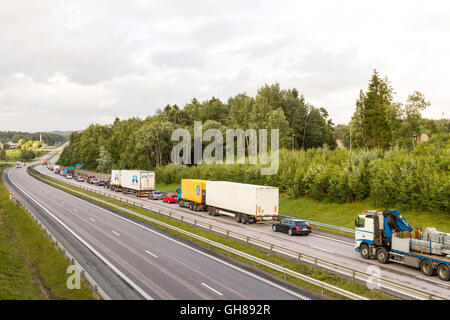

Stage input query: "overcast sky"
[{"left": 0, "top": 0, "right": 449, "bottom": 132}]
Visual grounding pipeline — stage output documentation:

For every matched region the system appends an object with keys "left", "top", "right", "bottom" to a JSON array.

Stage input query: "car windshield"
[
  {"left": 294, "top": 221, "right": 309, "bottom": 227},
  {"left": 154, "top": 192, "right": 162, "bottom": 195}
]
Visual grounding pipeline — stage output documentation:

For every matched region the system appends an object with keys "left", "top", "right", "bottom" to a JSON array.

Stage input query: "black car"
[{"left": 272, "top": 218, "right": 312, "bottom": 236}]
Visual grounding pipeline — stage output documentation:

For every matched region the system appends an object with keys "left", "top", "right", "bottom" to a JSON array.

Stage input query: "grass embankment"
[
  {"left": 0, "top": 165, "right": 96, "bottom": 300},
  {"left": 31, "top": 168, "right": 393, "bottom": 300},
  {"left": 156, "top": 182, "right": 449, "bottom": 234}
]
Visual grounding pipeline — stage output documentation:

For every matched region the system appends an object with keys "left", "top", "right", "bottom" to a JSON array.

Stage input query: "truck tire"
[
  {"left": 243, "top": 215, "right": 249, "bottom": 224},
  {"left": 189, "top": 202, "right": 194, "bottom": 210},
  {"left": 235, "top": 214, "right": 241, "bottom": 223},
  {"left": 376, "top": 247, "right": 389, "bottom": 264},
  {"left": 436, "top": 264, "right": 450, "bottom": 281},
  {"left": 420, "top": 259, "right": 435, "bottom": 277},
  {"left": 360, "top": 243, "right": 370, "bottom": 259}
]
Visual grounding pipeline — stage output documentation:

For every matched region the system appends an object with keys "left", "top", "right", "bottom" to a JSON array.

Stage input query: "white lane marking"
[
  {"left": 112, "top": 231, "right": 121, "bottom": 237},
  {"left": 7, "top": 172, "right": 154, "bottom": 300},
  {"left": 73, "top": 208, "right": 78, "bottom": 212},
  {"left": 89, "top": 218, "right": 96, "bottom": 222},
  {"left": 27, "top": 169, "right": 312, "bottom": 300},
  {"left": 46, "top": 186, "right": 311, "bottom": 300},
  {"left": 145, "top": 250, "right": 158, "bottom": 258},
  {"left": 416, "top": 275, "right": 450, "bottom": 287},
  {"left": 310, "top": 245, "right": 334, "bottom": 254},
  {"left": 310, "top": 233, "right": 354, "bottom": 245},
  {"left": 201, "top": 283, "right": 223, "bottom": 296}
]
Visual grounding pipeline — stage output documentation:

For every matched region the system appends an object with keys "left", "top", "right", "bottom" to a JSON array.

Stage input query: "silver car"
[{"left": 148, "top": 191, "right": 163, "bottom": 200}]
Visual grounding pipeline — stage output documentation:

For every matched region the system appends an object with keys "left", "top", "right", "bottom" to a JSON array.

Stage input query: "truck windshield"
[{"left": 355, "top": 216, "right": 365, "bottom": 228}]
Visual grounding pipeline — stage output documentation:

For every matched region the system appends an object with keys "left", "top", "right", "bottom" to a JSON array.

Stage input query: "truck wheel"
[
  {"left": 189, "top": 202, "right": 194, "bottom": 210},
  {"left": 420, "top": 259, "right": 435, "bottom": 277},
  {"left": 235, "top": 214, "right": 241, "bottom": 223},
  {"left": 243, "top": 215, "right": 249, "bottom": 224},
  {"left": 436, "top": 264, "right": 450, "bottom": 281},
  {"left": 360, "top": 243, "right": 370, "bottom": 259},
  {"left": 376, "top": 248, "right": 389, "bottom": 264}
]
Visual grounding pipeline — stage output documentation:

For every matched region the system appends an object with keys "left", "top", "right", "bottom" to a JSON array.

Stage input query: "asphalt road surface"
[
  {"left": 31, "top": 151, "right": 450, "bottom": 300},
  {"left": 4, "top": 164, "right": 318, "bottom": 300}
]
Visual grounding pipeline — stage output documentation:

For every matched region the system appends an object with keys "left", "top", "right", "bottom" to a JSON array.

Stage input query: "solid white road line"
[
  {"left": 416, "top": 275, "right": 450, "bottom": 287},
  {"left": 112, "top": 231, "right": 121, "bottom": 237},
  {"left": 26, "top": 169, "right": 311, "bottom": 300},
  {"left": 201, "top": 283, "right": 223, "bottom": 296},
  {"left": 145, "top": 250, "right": 158, "bottom": 258},
  {"left": 7, "top": 172, "right": 154, "bottom": 300},
  {"left": 89, "top": 217, "right": 96, "bottom": 222},
  {"left": 310, "top": 245, "right": 334, "bottom": 254}
]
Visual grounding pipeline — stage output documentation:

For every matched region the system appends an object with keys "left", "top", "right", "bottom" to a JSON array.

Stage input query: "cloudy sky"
[{"left": 0, "top": 0, "right": 449, "bottom": 132}]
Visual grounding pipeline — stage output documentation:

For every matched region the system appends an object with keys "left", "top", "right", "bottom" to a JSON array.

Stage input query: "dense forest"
[
  {"left": 58, "top": 71, "right": 449, "bottom": 213},
  {"left": 0, "top": 131, "right": 68, "bottom": 146},
  {"left": 58, "top": 82, "right": 337, "bottom": 170}
]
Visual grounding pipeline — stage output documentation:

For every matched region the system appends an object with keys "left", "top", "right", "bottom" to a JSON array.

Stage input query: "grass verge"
[
  {"left": 31, "top": 168, "right": 394, "bottom": 300},
  {"left": 0, "top": 165, "right": 96, "bottom": 300}
]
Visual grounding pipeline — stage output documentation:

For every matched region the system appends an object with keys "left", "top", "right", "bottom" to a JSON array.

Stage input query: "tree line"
[
  {"left": 0, "top": 131, "right": 68, "bottom": 147},
  {"left": 58, "top": 83, "right": 336, "bottom": 171}
]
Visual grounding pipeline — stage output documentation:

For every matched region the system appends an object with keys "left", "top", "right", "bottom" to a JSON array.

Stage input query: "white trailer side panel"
[
  {"left": 120, "top": 170, "right": 155, "bottom": 191},
  {"left": 206, "top": 181, "right": 278, "bottom": 217}
]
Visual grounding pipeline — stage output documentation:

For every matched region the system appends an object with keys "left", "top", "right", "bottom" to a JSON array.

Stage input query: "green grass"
[
  {"left": 0, "top": 166, "right": 96, "bottom": 300},
  {"left": 280, "top": 196, "right": 450, "bottom": 233},
  {"left": 157, "top": 182, "right": 449, "bottom": 234},
  {"left": 33, "top": 170, "right": 394, "bottom": 300}
]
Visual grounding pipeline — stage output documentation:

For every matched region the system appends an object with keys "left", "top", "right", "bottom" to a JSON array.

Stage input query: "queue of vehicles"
[{"left": 40, "top": 163, "right": 449, "bottom": 281}]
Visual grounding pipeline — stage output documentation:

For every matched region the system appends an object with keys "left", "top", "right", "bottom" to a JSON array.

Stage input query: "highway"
[
  {"left": 30, "top": 152, "right": 450, "bottom": 300},
  {"left": 4, "top": 160, "right": 317, "bottom": 300}
]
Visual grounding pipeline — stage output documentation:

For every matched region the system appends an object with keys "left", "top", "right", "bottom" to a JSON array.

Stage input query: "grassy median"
[
  {"left": 30, "top": 167, "right": 395, "bottom": 300},
  {"left": 0, "top": 165, "right": 96, "bottom": 300}
]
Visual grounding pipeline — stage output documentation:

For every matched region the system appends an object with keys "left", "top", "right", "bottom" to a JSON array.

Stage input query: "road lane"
[
  {"left": 5, "top": 165, "right": 315, "bottom": 300},
  {"left": 32, "top": 152, "right": 450, "bottom": 299}
]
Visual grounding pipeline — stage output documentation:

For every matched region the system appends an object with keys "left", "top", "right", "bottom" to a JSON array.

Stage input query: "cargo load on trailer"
[
  {"left": 355, "top": 209, "right": 450, "bottom": 281},
  {"left": 205, "top": 181, "right": 279, "bottom": 224}
]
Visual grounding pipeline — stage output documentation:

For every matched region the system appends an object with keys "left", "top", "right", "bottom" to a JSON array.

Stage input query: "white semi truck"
[
  {"left": 355, "top": 209, "right": 450, "bottom": 281},
  {"left": 110, "top": 169, "right": 155, "bottom": 197},
  {"left": 205, "top": 181, "right": 279, "bottom": 224}
]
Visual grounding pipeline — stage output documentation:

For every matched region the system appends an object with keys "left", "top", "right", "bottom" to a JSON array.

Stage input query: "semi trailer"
[
  {"left": 110, "top": 169, "right": 155, "bottom": 197},
  {"left": 355, "top": 209, "right": 450, "bottom": 281},
  {"left": 205, "top": 181, "right": 279, "bottom": 224}
]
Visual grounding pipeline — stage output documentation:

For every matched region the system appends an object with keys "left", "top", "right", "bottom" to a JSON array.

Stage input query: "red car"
[{"left": 163, "top": 194, "right": 178, "bottom": 203}]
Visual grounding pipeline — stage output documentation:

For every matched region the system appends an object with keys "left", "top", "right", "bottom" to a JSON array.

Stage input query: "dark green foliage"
[{"left": 58, "top": 83, "right": 336, "bottom": 170}]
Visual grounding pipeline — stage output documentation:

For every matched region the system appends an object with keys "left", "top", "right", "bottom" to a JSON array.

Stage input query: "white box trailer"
[
  {"left": 205, "top": 181, "right": 279, "bottom": 224},
  {"left": 116, "top": 170, "right": 155, "bottom": 197}
]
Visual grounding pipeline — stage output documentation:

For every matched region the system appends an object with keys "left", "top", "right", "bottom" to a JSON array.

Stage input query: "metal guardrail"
[
  {"left": 278, "top": 214, "right": 355, "bottom": 234},
  {"left": 29, "top": 167, "right": 447, "bottom": 300},
  {"left": 9, "top": 191, "right": 110, "bottom": 300}
]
